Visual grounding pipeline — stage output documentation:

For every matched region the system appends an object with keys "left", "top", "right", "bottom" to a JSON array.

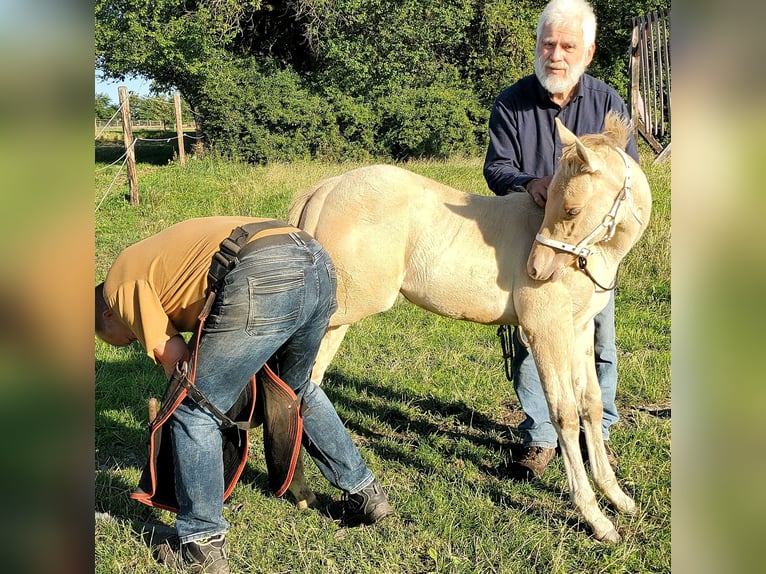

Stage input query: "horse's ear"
[{"left": 555, "top": 118, "right": 604, "bottom": 173}]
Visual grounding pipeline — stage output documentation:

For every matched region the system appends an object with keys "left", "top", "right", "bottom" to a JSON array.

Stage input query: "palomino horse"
[{"left": 286, "top": 112, "right": 651, "bottom": 542}]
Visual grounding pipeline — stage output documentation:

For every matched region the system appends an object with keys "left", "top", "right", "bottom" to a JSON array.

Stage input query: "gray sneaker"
[
  {"left": 156, "top": 533, "right": 230, "bottom": 573},
  {"left": 327, "top": 479, "right": 393, "bottom": 527}
]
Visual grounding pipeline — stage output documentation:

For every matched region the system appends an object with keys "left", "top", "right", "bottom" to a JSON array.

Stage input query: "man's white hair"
[{"left": 537, "top": 0, "right": 597, "bottom": 47}]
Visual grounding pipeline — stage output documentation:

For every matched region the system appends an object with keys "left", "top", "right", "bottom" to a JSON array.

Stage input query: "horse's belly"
[{"left": 402, "top": 269, "right": 516, "bottom": 325}]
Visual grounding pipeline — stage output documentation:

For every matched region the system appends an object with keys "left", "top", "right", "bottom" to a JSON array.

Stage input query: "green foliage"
[
  {"left": 194, "top": 62, "right": 343, "bottom": 162},
  {"left": 378, "top": 84, "right": 488, "bottom": 159},
  {"left": 96, "top": 0, "right": 671, "bottom": 162},
  {"left": 306, "top": 0, "right": 476, "bottom": 95},
  {"left": 95, "top": 92, "right": 119, "bottom": 119},
  {"left": 468, "top": 0, "right": 541, "bottom": 106}
]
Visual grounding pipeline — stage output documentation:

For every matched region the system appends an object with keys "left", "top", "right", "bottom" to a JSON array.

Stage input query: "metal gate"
[{"left": 629, "top": 9, "right": 671, "bottom": 162}]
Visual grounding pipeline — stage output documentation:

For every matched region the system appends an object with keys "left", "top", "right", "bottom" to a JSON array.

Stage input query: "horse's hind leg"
[
  {"left": 310, "top": 324, "right": 350, "bottom": 386},
  {"left": 286, "top": 451, "right": 317, "bottom": 509}
]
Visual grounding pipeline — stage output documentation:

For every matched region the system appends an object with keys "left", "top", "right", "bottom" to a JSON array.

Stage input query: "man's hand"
[
  {"left": 153, "top": 334, "right": 190, "bottom": 379},
  {"left": 526, "top": 175, "right": 553, "bottom": 208}
]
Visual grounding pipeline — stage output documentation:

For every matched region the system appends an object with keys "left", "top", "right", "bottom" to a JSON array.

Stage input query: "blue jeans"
[
  {"left": 512, "top": 291, "right": 619, "bottom": 449},
  {"left": 170, "top": 234, "right": 374, "bottom": 543}
]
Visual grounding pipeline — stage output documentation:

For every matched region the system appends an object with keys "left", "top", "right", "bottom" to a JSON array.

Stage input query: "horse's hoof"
[
  {"left": 614, "top": 495, "right": 637, "bottom": 515},
  {"left": 595, "top": 527, "right": 621, "bottom": 544},
  {"left": 295, "top": 491, "right": 317, "bottom": 510},
  {"left": 622, "top": 499, "right": 638, "bottom": 515}
]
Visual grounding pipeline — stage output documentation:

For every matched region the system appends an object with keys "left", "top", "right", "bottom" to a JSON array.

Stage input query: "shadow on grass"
[
  {"left": 320, "top": 369, "right": 520, "bottom": 471},
  {"left": 317, "top": 369, "right": 596, "bottom": 531},
  {"left": 96, "top": 353, "right": 594, "bottom": 541}
]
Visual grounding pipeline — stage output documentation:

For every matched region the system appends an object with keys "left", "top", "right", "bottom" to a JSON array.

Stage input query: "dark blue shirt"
[{"left": 483, "top": 73, "right": 638, "bottom": 196}]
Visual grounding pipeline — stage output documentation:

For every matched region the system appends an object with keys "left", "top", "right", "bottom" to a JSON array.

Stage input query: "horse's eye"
[{"left": 566, "top": 207, "right": 582, "bottom": 217}]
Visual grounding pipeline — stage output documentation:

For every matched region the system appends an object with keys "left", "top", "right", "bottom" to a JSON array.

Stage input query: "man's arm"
[
  {"left": 153, "top": 334, "right": 190, "bottom": 379},
  {"left": 483, "top": 99, "right": 537, "bottom": 196}
]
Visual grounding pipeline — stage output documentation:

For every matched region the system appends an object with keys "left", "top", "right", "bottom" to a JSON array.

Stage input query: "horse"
[{"left": 285, "top": 112, "right": 651, "bottom": 542}]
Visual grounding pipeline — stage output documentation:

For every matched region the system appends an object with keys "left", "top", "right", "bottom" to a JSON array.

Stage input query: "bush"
[{"left": 378, "top": 84, "right": 488, "bottom": 160}]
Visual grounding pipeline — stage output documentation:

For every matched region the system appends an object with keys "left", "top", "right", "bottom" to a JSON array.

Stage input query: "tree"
[
  {"left": 95, "top": 0, "right": 669, "bottom": 162},
  {"left": 95, "top": 92, "right": 118, "bottom": 119}
]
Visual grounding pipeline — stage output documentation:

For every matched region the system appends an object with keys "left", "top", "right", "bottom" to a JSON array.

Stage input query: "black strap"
[
  {"left": 178, "top": 373, "right": 251, "bottom": 432},
  {"left": 206, "top": 220, "right": 298, "bottom": 296},
  {"left": 577, "top": 256, "right": 618, "bottom": 291}
]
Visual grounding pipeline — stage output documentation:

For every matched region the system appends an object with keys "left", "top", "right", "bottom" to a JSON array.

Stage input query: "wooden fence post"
[
  {"left": 118, "top": 86, "right": 139, "bottom": 205},
  {"left": 174, "top": 92, "right": 186, "bottom": 166}
]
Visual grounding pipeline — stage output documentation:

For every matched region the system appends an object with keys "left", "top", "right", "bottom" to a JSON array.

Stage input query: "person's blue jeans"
[
  {"left": 170, "top": 234, "right": 374, "bottom": 543},
  {"left": 512, "top": 291, "right": 619, "bottom": 449}
]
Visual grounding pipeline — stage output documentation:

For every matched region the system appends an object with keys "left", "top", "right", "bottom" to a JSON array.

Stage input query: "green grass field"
[{"left": 95, "top": 148, "right": 670, "bottom": 573}]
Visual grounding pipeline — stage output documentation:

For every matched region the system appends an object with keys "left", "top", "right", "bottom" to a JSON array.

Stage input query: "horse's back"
[{"left": 294, "top": 166, "right": 426, "bottom": 323}]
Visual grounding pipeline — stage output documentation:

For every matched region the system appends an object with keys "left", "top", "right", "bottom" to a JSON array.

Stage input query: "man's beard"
[{"left": 535, "top": 53, "right": 588, "bottom": 95}]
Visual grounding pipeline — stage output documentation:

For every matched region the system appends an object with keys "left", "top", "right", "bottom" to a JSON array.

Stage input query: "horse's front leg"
[
  {"left": 529, "top": 326, "right": 620, "bottom": 542},
  {"left": 573, "top": 325, "right": 637, "bottom": 517}
]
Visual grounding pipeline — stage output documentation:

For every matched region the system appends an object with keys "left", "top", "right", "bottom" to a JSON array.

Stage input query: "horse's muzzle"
[{"left": 527, "top": 246, "right": 571, "bottom": 281}]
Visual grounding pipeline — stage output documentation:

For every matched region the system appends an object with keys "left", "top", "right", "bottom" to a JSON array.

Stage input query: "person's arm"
[
  {"left": 524, "top": 175, "right": 554, "bottom": 208},
  {"left": 483, "top": 98, "right": 537, "bottom": 196},
  {"left": 153, "top": 334, "right": 190, "bottom": 379}
]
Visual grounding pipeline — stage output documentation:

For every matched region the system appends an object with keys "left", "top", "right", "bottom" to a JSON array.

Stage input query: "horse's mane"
[{"left": 559, "top": 111, "right": 632, "bottom": 176}]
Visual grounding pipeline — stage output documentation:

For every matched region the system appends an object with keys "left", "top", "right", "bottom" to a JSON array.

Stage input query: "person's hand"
[
  {"left": 153, "top": 334, "right": 190, "bottom": 379},
  {"left": 526, "top": 176, "right": 553, "bottom": 208}
]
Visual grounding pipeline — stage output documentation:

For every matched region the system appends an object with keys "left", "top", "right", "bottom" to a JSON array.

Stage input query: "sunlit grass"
[{"left": 95, "top": 146, "right": 670, "bottom": 573}]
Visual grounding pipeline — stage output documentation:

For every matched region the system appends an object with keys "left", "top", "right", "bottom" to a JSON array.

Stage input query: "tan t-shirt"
[{"left": 103, "top": 216, "right": 272, "bottom": 361}]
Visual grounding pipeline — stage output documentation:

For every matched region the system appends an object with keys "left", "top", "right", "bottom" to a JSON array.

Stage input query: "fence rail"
[
  {"left": 96, "top": 88, "right": 197, "bottom": 206},
  {"left": 95, "top": 119, "right": 196, "bottom": 130}
]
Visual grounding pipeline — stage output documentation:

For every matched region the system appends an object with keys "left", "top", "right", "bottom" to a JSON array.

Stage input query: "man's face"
[
  {"left": 534, "top": 22, "right": 595, "bottom": 95},
  {"left": 97, "top": 312, "right": 138, "bottom": 347}
]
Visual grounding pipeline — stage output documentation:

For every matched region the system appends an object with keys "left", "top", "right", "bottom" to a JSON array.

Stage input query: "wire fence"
[
  {"left": 95, "top": 93, "right": 206, "bottom": 211},
  {"left": 95, "top": 119, "right": 197, "bottom": 130}
]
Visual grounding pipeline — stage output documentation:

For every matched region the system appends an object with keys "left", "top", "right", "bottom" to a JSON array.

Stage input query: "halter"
[{"left": 533, "top": 147, "right": 643, "bottom": 290}]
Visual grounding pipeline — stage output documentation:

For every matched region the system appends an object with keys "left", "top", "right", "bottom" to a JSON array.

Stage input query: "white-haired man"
[{"left": 484, "top": 0, "right": 639, "bottom": 480}]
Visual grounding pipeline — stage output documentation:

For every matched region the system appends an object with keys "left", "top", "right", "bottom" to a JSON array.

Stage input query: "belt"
[
  {"left": 202, "top": 221, "right": 315, "bottom": 321},
  {"left": 237, "top": 224, "right": 314, "bottom": 259}
]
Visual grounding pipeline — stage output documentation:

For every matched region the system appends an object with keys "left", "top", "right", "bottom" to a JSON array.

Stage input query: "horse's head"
[{"left": 527, "top": 112, "right": 651, "bottom": 285}]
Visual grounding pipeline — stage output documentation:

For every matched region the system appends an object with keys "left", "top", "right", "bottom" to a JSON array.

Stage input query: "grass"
[{"left": 95, "top": 144, "right": 670, "bottom": 573}]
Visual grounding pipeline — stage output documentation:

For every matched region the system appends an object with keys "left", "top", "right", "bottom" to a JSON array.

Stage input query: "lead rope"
[{"left": 497, "top": 325, "right": 514, "bottom": 382}]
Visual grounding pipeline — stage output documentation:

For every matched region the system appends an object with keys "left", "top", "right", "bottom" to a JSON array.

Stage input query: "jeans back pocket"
[{"left": 246, "top": 269, "right": 306, "bottom": 336}]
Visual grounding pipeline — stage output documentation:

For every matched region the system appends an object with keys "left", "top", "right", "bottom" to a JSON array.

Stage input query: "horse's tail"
[
  {"left": 288, "top": 174, "right": 343, "bottom": 234},
  {"left": 287, "top": 187, "right": 316, "bottom": 229}
]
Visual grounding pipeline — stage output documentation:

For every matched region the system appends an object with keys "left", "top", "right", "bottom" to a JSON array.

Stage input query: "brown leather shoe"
[{"left": 508, "top": 445, "right": 556, "bottom": 480}]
